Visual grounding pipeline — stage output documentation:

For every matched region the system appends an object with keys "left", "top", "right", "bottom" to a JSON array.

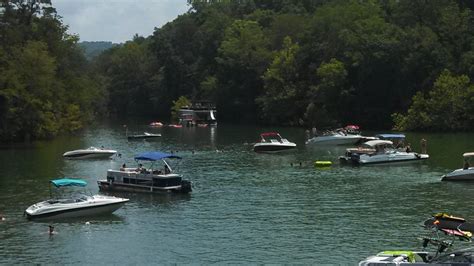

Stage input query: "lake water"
[{"left": 1, "top": 123, "right": 474, "bottom": 264}]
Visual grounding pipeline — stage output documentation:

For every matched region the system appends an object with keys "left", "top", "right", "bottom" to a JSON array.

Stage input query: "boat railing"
[{"left": 107, "top": 169, "right": 181, "bottom": 180}]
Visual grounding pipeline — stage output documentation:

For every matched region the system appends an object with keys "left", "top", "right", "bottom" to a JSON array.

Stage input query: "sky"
[{"left": 53, "top": 0, "right": 190, "bottom": 43}]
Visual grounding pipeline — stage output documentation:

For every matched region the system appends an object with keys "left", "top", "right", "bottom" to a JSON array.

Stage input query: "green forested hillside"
[
  {"left": 79, "top": 41, "right": 116, "bottom": 60},
  {"left": 95, "top": 0, "right": 474, "bottom": 131},
  {"left": 0, "top": 0, "right": 106, "bottom": 141},
  {"left": 2, "top": 0, "right": 474, "bottom": 143}
]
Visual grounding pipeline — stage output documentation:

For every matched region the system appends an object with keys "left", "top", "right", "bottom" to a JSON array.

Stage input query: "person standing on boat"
[
  {"left": 405, "top": 143, "right": 412, "bottom": 153},
  {"left": 420, "top": 138, "right": 427, "bottom": 154},
  {"left": 464, "top": 159, "right": 470, "bottom": 170}
]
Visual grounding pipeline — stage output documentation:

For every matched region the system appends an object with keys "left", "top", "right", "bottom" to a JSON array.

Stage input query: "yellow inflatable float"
[{"left": 314, "top": 161, "right": 332, "bottom": 167}]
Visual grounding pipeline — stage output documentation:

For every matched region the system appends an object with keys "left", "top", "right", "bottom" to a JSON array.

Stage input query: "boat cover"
[
  {"left": 463, "top": 152, "right": 474, "bottom": 158},
  {"left": 134, "top": 151, "right": 182, "bottom": 161},
  {"left": 50, "top": 178, "right": 87, "bottom": 187},
  {"left": 375, "top": 134, "right": 406, "bottom": 139}
]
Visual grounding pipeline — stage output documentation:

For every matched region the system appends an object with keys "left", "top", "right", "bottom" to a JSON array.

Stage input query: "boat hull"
[
  {"left": 63, "top": 148, "right": 117, "bottom": 159},
  {"left": 442, "top": 168, "right": 474, "bottom": 181},
  {"left": 253, "top": 143, "right": 296, "bottom": 153},
  {"left": 306, "top": 135, "right": 362, "bottom": 145},
  {"left": 25, "top": 199, "right": 128, "bottom": 220},
  {"left": 98, "top": 180, "right": 192, "bottom": 194},
  {"left": 63, "top": 152, "right": 116, "bottom": 159},
  {"left": 341, "top": 153, "right": 429, "bottom": 165},
  {"left": 127, "top": 135, "right": 161, "bottom": 140}
]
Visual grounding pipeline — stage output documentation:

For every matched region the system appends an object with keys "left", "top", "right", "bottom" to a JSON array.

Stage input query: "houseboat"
[{"left": 178, "top": 101, "right": 217, "bottom": 127}]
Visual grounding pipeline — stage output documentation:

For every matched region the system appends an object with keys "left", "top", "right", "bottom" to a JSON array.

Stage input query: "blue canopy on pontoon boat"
[
  {"left": 375, "top": 134, "right": 406, "bottom": 139},
  {"left": 134, "top": 151, "right": 182, "bottom": 161},
  {"left": 50, "top": 178, "right": 87, "bottom": 188}
]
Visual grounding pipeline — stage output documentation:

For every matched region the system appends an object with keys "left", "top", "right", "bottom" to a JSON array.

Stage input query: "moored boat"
[
  {"left": 97, "top": 151, "right": 192, "bottom": 194},
  {"left": 25, "top": 178, "right": 128, "bottom": 220},
  {"left": 127, "top": 132, "right": 162, "bottom": 140},
  {"left": 253, "top": 132, "right": 296, "bottom": 153},
  {"left": 339, "top": 140, "right": 429, "bottom": 165},
  {"left": 63, "top": 147, "right": 117, "bottom": 159},
  {"left": 441, "top": 152, "right": 474, "bottom": 181},
  {"left": 149, "top": 121, "right": 163, "bottom": 127},
  {"left": 306, "top": 125, "right": 365, "bottom": 145}
]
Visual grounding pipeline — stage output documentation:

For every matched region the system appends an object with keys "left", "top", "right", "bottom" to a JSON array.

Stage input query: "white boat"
[
  {"left": 339, "top": 140, "right": 429, "bottom": 165},
  {"left": 127, "top": 132, "right": 162, "bottom": 140},
  {"left": 442, "top": 152, "right": 474, "bottom": 181},
  {"left": 25, "top": 178, "right": 128, "bottom": 220},
  {"left": 306, "top": 131, "right": 363, "bottom": 145},
  {"left": 253, "top": 132, "right": 296, "bottom": 153},
  {"left": 98, "top": 151, "right": 192, "bottom": 194},
  {"left": 63, "top": 147, "right": 117, "bottom": 159}
]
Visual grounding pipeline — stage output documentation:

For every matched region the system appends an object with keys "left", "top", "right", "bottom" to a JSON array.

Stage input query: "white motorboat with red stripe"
[{"left": 253, "top": 132, "right": 296, "bottom": 153}]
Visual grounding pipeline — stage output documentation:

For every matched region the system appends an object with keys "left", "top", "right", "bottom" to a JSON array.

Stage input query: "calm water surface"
[{"left": 1, "top": 123, "right": 474, "bottom": 264}]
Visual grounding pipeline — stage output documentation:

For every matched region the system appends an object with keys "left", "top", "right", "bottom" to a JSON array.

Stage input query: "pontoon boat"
[
  {"left": 98, "top": 151, "right": 192, "bottom": 194},
  {"left": 25, "top": 178, "right": 128, "bottom": 220}
]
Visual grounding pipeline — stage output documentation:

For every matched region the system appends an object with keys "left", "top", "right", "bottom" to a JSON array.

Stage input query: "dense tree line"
[
  {"left": 0, "top": 0, "right": 105, "bottom": 141},
  {"left": 95, "top": 0, "right": 474, "bottom": 131},
  {"left": 3, "top": 0, "right": 474, "bottom": 142}
]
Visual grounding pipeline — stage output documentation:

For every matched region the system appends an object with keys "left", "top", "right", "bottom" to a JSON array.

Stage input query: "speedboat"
[
  {"left": 339, "top": 140, "right": 429, "bottom": 165},
  {"left": 149, "top": 121, "right": 163, "bottom": 127},
  {"left": 63, "top": 147, "right": 117, "bottom": 159},
  {"left": 360, "top": 213, "right": 474, "bottom": 265},
  {"left": 127, "top": 132, "right": 162, "bottom": 140},
  {"left": 253, "top": 132, "right": 296, "bottom": 153},
  {"left": 306, "top": 125, "right": 367, "bottom": 145},
  {"left": 25, "top": 178, "right": 128, "bottom": 220},
  {"left": 98, "top": 151, "right": 192, "bottom": 194},
  {"left": 442, "top": 152, "right": 474, "bottom": 181},
  {"left": 306, "top": 131, "right": 363, "bottom": 145}
]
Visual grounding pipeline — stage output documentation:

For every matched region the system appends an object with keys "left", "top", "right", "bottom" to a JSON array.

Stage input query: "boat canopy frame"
[{"left": 134, "top": 151, "right": 182, "bottom": 173}]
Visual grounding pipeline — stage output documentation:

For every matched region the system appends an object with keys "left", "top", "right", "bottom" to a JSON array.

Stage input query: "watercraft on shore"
[
  {"left": 98, "top": 151, "right": 192, "bottom": 194},
  {"left": 339, "top": 140, "right": 429, "bottom": 165},
  {"left": 442, "top": 152, "right": 474, "bottom": 181},
  {"left": 127, "top": 132, "right": 162, "bottom": 140},
  {"left": 360, "top": 213, "right": 474, "bottom": 265},
  {"left": 253, "top": 132, "right": 296, "bottom": 153},
  {"left": 25, "top": 178, "right": 128, "bottom": 220},
  {"left": 63, "top": 147, "right": 117, "bottom": 159}
]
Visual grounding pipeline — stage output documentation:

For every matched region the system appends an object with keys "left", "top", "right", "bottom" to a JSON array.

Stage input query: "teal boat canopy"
[{"left": 50, "top": 178, "right": 87, "bottom": 188}]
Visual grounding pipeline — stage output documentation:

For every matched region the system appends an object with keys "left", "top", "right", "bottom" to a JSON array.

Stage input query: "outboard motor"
[{"left": 179, "top": 180, "right": 192, "bottom": 193}]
